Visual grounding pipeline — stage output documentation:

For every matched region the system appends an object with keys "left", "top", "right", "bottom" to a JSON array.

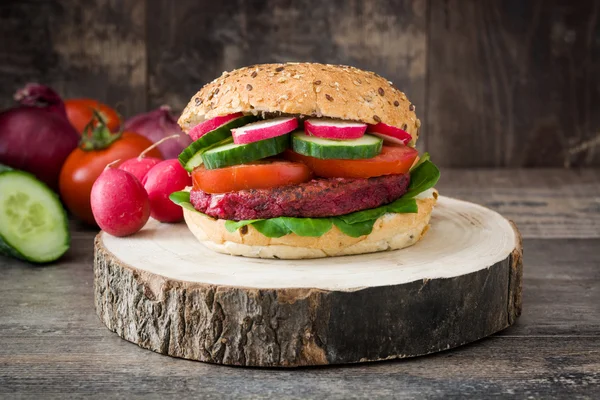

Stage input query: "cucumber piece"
[
  {"left": 178, "top": 115, "right": 257, "bottom": 171},
  {"left": 183, "top": 137, "right": 235, "bottom": 171},
  {"left": 292, "top": 132, "right": 383, "bottom": 159},
  {"left": 0, "top": 169, "right": 70, "bottom": 263},
  {"left": 201, "top": 134, "right": 290, "bottom": 169}
]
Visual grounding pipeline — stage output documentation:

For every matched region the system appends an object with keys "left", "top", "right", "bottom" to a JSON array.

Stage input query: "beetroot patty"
[{"left": 190, "top": 174, "right": 410, "bottom": 221}]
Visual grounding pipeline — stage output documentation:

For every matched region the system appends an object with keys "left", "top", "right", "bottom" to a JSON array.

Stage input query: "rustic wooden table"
[{"left": 1, "top": 169, "right": 599, "bottom": 399}]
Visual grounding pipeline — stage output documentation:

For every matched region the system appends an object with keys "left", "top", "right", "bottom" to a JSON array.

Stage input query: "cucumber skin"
[
  {"left": 0, "top": 165, "right": 20, "bottom": 259},
  {"left": 0, "top": 168, "right": 70, "bottom": 264},
  {"left": 183, "top": 137, "right": 234, "bottom": 172},
  {"left": 178, "top": 115, "right": 257, "bottom": 171},
  {"left": 0, "top": 164, "right": 14, "bottom": 173},
  {"left": 0, "top": 232, "right": 22, "bottom": 260},
  {"left": 202, "top": 135, "right": 290, "bottom": 169},
  {"left": 292, "top": 133, "right": 383, "bottom": 160}
]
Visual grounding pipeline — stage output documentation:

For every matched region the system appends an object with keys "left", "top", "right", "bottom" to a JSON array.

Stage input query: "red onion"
[
  {"left": 0, "top": 84, "right": 79, "bottom": 190},
  {"left": 123, "top": 106, "right": 192, "bottom": 159}
]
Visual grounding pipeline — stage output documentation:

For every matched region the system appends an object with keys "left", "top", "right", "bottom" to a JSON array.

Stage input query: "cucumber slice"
[
  {"left": 201, "top": 134, "right": 290, "bottom": 169},
  {"left": 178, "top": 115, "right": 257, "bottom": 171},
  {"left": 292, "top": 132, "right": 383, "bottom": 159},
  {"left": 0, "top": 168, "right": 70, "bottom": 263}
]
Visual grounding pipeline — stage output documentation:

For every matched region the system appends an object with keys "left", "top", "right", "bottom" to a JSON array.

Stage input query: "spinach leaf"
[
  {"left": 386, "top": 198, "right": 418, "bottom": 213},
  {"left": 338, "top": 207, "right": 387, "bottom": 225},
  {"left": 252, "top": 219, "right": 290, "bottom": 238},
  {"left": 224, "top": 219, "right": 263, "bottom": 233},
  {"left": 410, "top": 152, "right": 430, "bottom": 171},
  {"left": 403, "top": 160, "right": 440, "bottom": 199},
  {"left": 169, "top": 191, "right": 191, "bottom": 205},
  {"left": 169, "top": 191, "right": 197, "bottom": 212},
  {"left": 333, "top": 218, "right": 376, "bottom": 237},
  {"left": 170, "top": 160, "right": 440, "bottom": 239},
  {"left": 280, "top": 217, "right": 333, "bottom": 237}
]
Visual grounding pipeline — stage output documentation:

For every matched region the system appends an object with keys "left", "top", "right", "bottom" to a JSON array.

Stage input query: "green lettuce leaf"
[
  {"left": 333, "top": 218, "right": 376, "bottom": 237},
  {"left": 403, "top": 160, "right": 440, "bottom": 199},
  {"left": 252, "top": 219, "right": 290, "bottom": 238},
  {"left": 337, "top": 206, "right": 387, "bottom": 225},
  {"left": 169, "top": 191, "right": 196, "bottom": 212},
  {"left": 339, "top": 197, "right": 417, "bottom": 224},
  {"left": 386, "top": 197, "right": 419, "bottom": 213},
  {"left": 224, "top": 219, "right": 263, "bottom": 233},
  {"left": 169, "top": 159, "right": 440, "bottom": 239},
  {"left": 169, "top": 191, "right": 190, "bottom": 204},
  {"left": 410, "top": 152, "right": 430, "bottom": 171},
  {"left": 280, "top": 217, "right": 333, "bottom": 237}
]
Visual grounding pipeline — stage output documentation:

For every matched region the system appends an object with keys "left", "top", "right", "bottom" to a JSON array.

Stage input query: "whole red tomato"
[
  {"left": 65, "top": 99, "right": 121, "bottom": 134},
  {"left": 59, "top": 123, "right": 162, "bottom": 226}
]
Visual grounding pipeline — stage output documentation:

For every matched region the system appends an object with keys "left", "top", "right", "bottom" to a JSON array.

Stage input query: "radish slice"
[
  {"left": 189, "top": 113, "right": 244, "bottom": 141},
  {"left": 367, "top": 122, "right": 412, "bottom": 145},
  {"left": 304, "top": 118, "right": 366, "bottom": 140},
  {"left": 232, "top": 117, "right": 298, "bottom": 145}
]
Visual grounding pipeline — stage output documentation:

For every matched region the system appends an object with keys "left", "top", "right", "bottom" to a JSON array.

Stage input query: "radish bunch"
[
  {"left": 91, "top": 140, "right": 191, "bottom": 237},
  {"left": 119, "top": 157, "right": 162, "bottom": 182}
]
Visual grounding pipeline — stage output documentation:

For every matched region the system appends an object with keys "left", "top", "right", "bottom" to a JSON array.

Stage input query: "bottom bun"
[{"left": 183, "top": 190, "right": 438, "bottom": 259}]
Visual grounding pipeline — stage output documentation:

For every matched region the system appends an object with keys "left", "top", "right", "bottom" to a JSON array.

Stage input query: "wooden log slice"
[{"left": 94, "top": 196, "right": 523, "bottom": 367}]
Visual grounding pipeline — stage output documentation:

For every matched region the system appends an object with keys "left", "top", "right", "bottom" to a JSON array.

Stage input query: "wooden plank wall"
[{"left": 1, "top": 0, "right": 598, "bottom": 167}]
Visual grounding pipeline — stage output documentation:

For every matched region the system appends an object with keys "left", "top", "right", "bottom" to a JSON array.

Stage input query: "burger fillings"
[{"left": 170, "top": 63, "right": 440, "bottom": 259}]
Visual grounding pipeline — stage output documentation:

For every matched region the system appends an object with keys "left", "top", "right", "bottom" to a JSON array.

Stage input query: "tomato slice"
[
  {"left": 192, "top": 160, "right": 312, "bottom": 194},
  {"left": 283, "top": 146, "right": 419, "bottom": 179}
]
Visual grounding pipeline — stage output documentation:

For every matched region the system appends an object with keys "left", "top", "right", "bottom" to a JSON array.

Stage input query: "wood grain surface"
[
  {"left": 426, "top": 0, "right": 600, "bottom": 167},
  {"left": 0, "top": 169, "right": 599, "bottom": 397},
  {"left": 93, "top": 197, "right": 522, "bottom": 367},
  {"left": 437, "top": 168, "right": 600, "bottom": 238},
  {"left": 0, "top": 0, "right": 147, "bottom": 116},
  {"left": 2, "top": 0, "right": 598, "bottom": 167},
  {"left": 145, "top": 0, "right": 427, "bottom": 113}
]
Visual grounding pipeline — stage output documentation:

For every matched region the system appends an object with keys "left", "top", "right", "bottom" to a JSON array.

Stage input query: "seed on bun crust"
[{"left": 178, "top": 63, "right": 421, "bottom": 146}]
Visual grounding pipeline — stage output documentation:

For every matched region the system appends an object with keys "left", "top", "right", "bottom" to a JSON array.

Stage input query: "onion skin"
[
  {"left": 13, "top": 83, "right": 68, "bottom": 119},
  {"left": 0, "top": 84, "right": 79, "bottom": 190},
  {"left": 123, "top": 106, "right": 192, "bottom": 159}
]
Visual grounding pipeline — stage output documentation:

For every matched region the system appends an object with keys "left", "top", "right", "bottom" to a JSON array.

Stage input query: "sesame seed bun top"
[{"left": 178, "top": 63, "right": 421, "bottom": 145}]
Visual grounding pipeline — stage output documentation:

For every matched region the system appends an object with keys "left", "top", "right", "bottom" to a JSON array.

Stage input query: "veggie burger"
[{"left": 170, "top": 63, "right": 440, "bottom": 259}]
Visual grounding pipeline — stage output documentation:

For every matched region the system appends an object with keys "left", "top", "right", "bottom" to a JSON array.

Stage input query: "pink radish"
[
  {"left": 232, "top": 117, "right": 298, "bottom": 145},
  {"left": 91, "top": 161, "right": 150, "bottom": 237},
  {"left": 304, "top": 118, "right": 366, "bottom": 140},
  {"left": 189, "top": 113, "right": 244, "bottom": 141},
  {"left": 119, "top": 157, "right": 161, "bottom": 182},
  {"left": 367, "top": 122, "right": 412, "bottom": 145},
  {"left": 118, "top": 134, "right": 179, "bottom": 182},
  {"left": 143, "top": 159, "right": 191, "bottom": 223}
]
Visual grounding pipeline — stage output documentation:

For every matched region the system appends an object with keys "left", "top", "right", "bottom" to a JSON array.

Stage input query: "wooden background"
[{"left": 1, "top": 0, "right": 599, "bottom": 167}]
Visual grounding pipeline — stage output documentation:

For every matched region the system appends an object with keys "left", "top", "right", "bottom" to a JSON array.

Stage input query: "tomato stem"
[{"left": 80, "top": 110, "right": 122, "bottom": 151}]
